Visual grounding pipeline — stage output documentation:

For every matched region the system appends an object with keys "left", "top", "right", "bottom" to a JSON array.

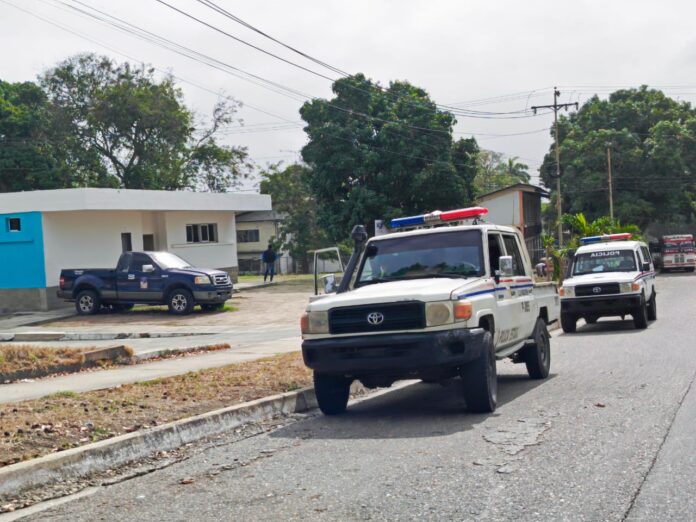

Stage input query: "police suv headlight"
[
  {"left": 560, "top": 286, "right": 575, "bottom": 297},
  {"left": 426, "top": 302, "right": 453, "bottom": 327},
  {"left": 301, "top": 311, "right": 329, "bottom": 334},
  {"left": 194, "top": 275, "right": 212, "bottom": 285}
]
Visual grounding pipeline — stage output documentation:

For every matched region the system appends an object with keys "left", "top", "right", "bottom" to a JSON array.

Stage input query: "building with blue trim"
[{"left": 0, "top": 188, "right": 270, "bottom": 312}]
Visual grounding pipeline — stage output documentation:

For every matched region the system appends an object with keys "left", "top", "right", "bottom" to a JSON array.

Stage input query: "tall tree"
[
  {"left": 0, "top": 80, "right": 72, "bottom": 192},
  {"left": 300, "top": 74, "right": 477, "bottom": 241},
  {"left": 540, "top": 86, "right": 696, "bottom": 228},
  {"left": 474, "top": 151, "right": 530, "bottom": 194},
  {"left": 40, "top": 54, "right": 249, "bottom": 191},
  {"left": 259, "top": 163, "right": 327, "bottom": 272}
]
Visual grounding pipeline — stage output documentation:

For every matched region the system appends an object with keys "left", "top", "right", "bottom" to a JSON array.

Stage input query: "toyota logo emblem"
[
  {"left": 592, "top": 286, "right": 602, "bottom": 294},
  {"left": 367, "top": 312, "right": 385, "bottom": 325}
]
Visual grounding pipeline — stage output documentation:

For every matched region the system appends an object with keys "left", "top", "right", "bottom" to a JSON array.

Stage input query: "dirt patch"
[
  {"left": 0, "top": 352, "right": 312, "bottom": 467},
  {"left": 0, "top": 345, "right": 90, "bottom": 378}
]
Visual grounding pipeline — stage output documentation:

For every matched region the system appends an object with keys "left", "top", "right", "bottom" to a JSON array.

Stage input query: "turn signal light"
[
  {"left": 300, "top": 313, "right": 309, "bottom": 334},
  {"left": 454, "top": 301, "right": 472, "bottom": 320},
  {"left": 631, "top": 282, "right": 641, "bottom": 292}
]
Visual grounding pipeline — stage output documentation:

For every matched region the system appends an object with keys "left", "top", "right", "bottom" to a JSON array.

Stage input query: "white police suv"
[{"left": 559, "top": 234, "right": 657, "bottom": 333}]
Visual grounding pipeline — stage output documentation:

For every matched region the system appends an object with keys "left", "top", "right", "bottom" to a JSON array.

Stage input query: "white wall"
[
  {"left": 42, "top": 210, "right": 146, "bottom": 287},
  {"left": 482, "top": 191, "right": 521, "bottom": 228},
  {"left": 163, "top": 211, "right": 238, "bottom": 269},
  {"left": 42, "top": 210, "right": 240, "bottom": 287}
]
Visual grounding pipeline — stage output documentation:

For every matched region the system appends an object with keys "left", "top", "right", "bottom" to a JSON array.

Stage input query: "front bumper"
[
  {"left": 562, "top": 294, "right": 642, "bottom": 315},
  {"left": 302, "top": 328, "right": 487, "bottom": 376},
  {"left": 193, "top": 285, "right": 233, "bottom": 303}
]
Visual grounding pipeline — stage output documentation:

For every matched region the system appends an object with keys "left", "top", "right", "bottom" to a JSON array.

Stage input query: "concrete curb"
[
  {"left": 131, "top": 344, "right": 230, "bottom": 362},
  {"left": 0, "top": 332, "right": 216, "bottom": 342},
  {"left": 0, "top": 387, "right": 317, "bottom": 499}
]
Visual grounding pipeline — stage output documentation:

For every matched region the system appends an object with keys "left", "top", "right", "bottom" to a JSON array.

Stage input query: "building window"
[
  {"left": 237, "top": 229, "right": 260, "bottom": 243},
  {"left": 7, "top": 217, "right": 21, "bottom": 232},
  {"left": 186, "top": 223, "right": 218, "bottom": 243}
]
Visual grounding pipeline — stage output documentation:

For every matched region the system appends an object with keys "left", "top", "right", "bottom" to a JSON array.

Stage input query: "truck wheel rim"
[
  {"left": 172, "top": 294, "right": 187, "bottom": 311},
  {"left": 79, "top": 295, "right": 93, "bottom": 312}
]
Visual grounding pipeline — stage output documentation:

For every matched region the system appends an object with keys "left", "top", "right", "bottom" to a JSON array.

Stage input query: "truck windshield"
[
  {"left": 662, "top": 240, "right": 695, "bottom": 253},
  {"left": 572, "top": 249, "right": 636, "bottom": 275},
  {"left": 150, "top": 252, "right": 193, "bottom": 269},
  {"left": 355, "top": 230, "right": 484, "bottom": 286}
]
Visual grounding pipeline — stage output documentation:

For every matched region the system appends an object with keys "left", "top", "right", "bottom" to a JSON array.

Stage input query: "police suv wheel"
[
  {"left": 75, "top": 290, "right": 100, "bottom": 315},
  {"left": 167, "top": 289, "right": 194, "bottom": 315},
  {"left": 647, "top": 293, "right": 657, "bottom": 321},
  {"left": 633, "top": 295, "right": 649, "bottom": 329},
  {"left": 560, "top": 312, "right": 577, "bottom": 333},
  {"left": 523, "top": 318, "right": 551, "bottom": 379},
  {"left": 314, "top": 373, "right": 351, "bottom": 415},
  {"left": 461, "top": 331, "right": 497, "bottom": 413}
]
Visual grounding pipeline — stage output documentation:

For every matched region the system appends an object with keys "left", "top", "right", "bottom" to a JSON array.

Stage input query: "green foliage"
[
  {"left": 475, "top": 151, "right": 530, "bottom": 194},
  {"left": 259, "top": 163, "right": 328, "bottom": 272},
  {"left": 0, "top": 80, "right": 73, "bottom": 191},
  {"left": 541, "top": 86, "right": 696, "bottom": 227},
  {"left": 0, "top": 53, "right": 249, "bottom": 193},
  {"left": 300, "top": 73, "right": 478, "bottom": 241}
]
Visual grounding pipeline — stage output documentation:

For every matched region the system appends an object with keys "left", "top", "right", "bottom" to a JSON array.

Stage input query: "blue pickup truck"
[{"left": 57, "top": 251, "right": 233, "bottom": 315}]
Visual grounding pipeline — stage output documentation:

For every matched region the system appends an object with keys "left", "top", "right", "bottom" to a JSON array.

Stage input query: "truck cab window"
[
  {"left": 502, "top": 235, "right": 526, "bottom": 276},
  {"left": 488, "top": 233, "right": 504, "bottom": 274},
  {"left": 130, "top": 254, "right": 152, "bottom": 272}
]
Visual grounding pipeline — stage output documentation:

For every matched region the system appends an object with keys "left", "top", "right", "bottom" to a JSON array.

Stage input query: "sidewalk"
[{"left": 0, "top": 336, "right": 300, "bottom": 404}]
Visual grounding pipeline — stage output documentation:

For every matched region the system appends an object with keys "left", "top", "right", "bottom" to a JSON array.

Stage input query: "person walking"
[{"left": 262, "top": 244, "right": 277, "bottom": 283}]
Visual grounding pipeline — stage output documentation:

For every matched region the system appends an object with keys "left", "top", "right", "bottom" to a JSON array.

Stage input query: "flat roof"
[
  {"left": 477, "top": 183, "right": 550, "bottom": 201},
  {"left": 0, "top": 188, "right": 271, "bottom": 214}
]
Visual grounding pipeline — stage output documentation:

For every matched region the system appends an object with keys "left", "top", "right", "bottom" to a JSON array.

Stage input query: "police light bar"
[
  {"left": 579, "top": 233, "right": 632, "bottom": 244},
  {"left": 390, "top": 207, "right": 488, "bottom": 229}
]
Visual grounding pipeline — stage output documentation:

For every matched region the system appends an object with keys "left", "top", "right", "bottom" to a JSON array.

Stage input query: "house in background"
[
  {"left": 235, "top": 210, "right": 294, "bottom": 275},
  {"left": 0, "top": 188, "right": 271, "bottom": 312},
  {"left": 477, "top": 183, "right": 549, "bottom": 263}
]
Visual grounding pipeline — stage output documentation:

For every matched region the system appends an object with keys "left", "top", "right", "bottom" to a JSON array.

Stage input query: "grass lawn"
[{"left": 0, "top": 352, "right": 312, "bottom": 468}]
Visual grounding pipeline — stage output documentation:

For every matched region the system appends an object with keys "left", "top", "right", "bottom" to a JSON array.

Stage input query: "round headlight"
[{"left": 426, "top": 302, "right": 452, "bottom": 327}]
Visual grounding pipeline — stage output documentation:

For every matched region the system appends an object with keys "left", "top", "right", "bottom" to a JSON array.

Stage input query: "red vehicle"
[{"left": 661, "top": 234, "right": 695, "bottom": 272}]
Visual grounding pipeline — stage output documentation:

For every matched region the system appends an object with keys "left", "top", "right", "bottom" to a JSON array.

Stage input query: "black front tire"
[
  {"left": 633, "top": 295, "right": 649, "bottom": 329},
  {"left": 646, "top": 293, "right": 657, "bottom": 321},
  {"left": 522, "top": 318, "right": 551, "bottom": 379},
  {"left": 461, "top": 331, "right": 497, "bottom": 413},
  {"left": 585, "top": 315, "right": 598, "bottom": 324},
  {"left": 560, "top": 312, "right": 577, "bottom": 333},
  {"left": 167, "top": 289, "right": 195, "bottom": 315},
  {"left": 75, "top": 290, "right": 101, "bottom": 315},
  {"left": 314, "top": 373, "right": 351, "bottom": 415}
]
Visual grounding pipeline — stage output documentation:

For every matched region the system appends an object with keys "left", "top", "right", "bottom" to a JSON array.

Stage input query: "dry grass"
[
  {"left": 0, "top": 352, "right": 312, "bottom": 467},
  {"left": 0, "top": 345, "right": 90, "bottom": 376}
]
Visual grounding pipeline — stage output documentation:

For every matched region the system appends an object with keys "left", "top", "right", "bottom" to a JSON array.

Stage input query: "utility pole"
[
  {"left": 606, "top": 143, "right": 614, "bottom": 220},
  {"left": 532, "top": 88, "right": 578, "bottom": 247}
]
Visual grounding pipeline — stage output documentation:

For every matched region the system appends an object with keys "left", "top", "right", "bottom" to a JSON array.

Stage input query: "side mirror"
[
  {"left": 322, "top": 274, "right": 337, "bottom": 294},
  {"left": 142, "top": 264, "right": 155, "bottom": 273},
  {"left": 642, "top": 262, "right": 651, "bottom": 272},
  {"left": 499, "top": 256, "right": 514, "bottom": 277}
]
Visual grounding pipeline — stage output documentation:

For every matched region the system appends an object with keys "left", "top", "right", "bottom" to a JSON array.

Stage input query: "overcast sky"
[{"left": 2, "top": 0, "right": 696, "bottom": 190}]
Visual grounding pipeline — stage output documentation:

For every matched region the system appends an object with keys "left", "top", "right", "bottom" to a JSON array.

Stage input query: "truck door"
[
  {"left": 116, "top": 253, "right": 164, "bottom": 302},
  {"left": 487, "top": 232, "right": 515, "bottom": 349},
  {"left": 501, "top": 233, "right": 537, "bottom": 341}
]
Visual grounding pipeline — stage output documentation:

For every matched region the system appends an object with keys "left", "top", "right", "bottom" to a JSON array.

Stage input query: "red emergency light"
[{"left": 390, "top": 207, "right": 488, "bottom": 228}]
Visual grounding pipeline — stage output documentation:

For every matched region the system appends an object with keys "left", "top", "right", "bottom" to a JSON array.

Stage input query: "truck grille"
[
  {"left": 328, "top": 302, "right": 426, "bottom": 335},
  {"left": 214, "top": 274, "right": 230, "bottom": 285},
  {"left": 575, "top": 283, "right": 620, "bottom": 296}
]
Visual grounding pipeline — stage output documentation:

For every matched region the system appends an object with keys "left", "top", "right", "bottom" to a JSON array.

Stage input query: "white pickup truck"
[
  {"left": 301, "top": 207, "right": 560, "bottom": 415},
  {"left": 559, "top": 234, "right": 657, "bottom": 332}
]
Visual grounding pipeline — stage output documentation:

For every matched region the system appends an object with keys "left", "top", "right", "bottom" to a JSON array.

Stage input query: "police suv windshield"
[
  {"left": 355, "top": 230, "right": 484, "bottom": 286},
  {"left": 572, "top": 249, "right": 637, "bottom": 275}
]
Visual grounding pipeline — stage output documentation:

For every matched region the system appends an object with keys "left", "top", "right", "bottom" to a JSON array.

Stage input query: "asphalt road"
[{"left": 24, "top": 273, "right": 696, "bottom": 521}]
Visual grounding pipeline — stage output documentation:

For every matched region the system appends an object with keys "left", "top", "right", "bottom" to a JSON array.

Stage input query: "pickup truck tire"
[
  {"left": 314, "top": 373, "right": 351, "bottom": 415},
  {"left": 167, "top": 289, "right": 195, "bottom": 315},
  {"left": 461, "top": 331, "right": 497, "bottom": 413},
  {"left": 560, "top": 312, "right": 577, "bottom": 333},
  {"left": 75, "top": 290, "right": 101, "bottom": 315},
  {"left": 522, "top": 318, "right": 551, "bottom": 379},
  {"left": 633, "top": 295, "right": 649, "bottom": 329},
  {"left": 585, "top": 315, "right": 598, "bottom": 324},
  {"left": 646, "top": 293, "right": 657, "bottom": 321}
]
